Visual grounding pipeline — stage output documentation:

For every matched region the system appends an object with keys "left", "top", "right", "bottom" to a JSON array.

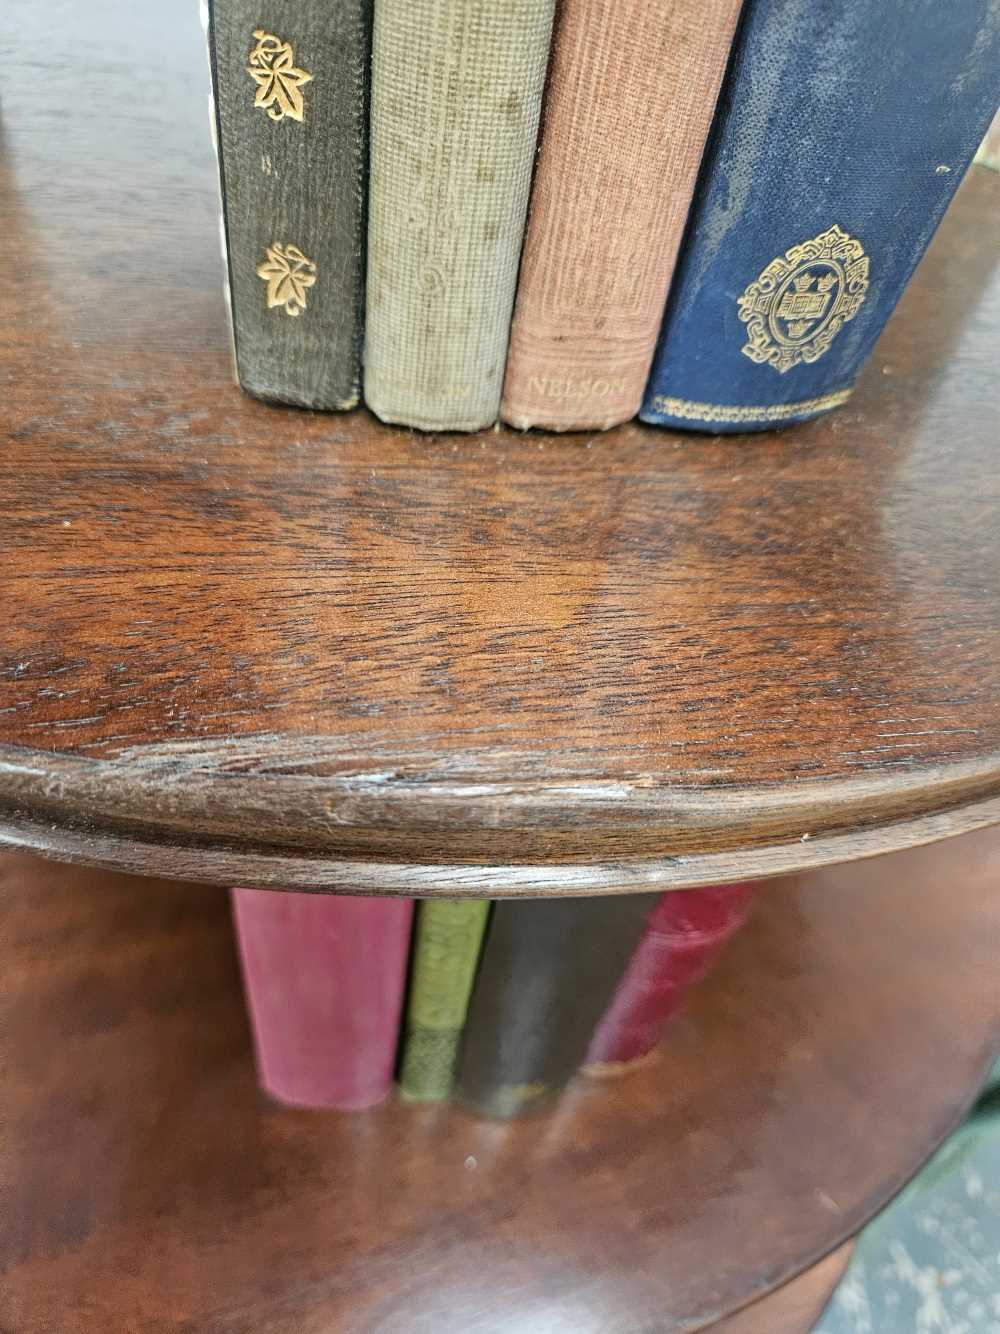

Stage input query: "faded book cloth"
[
  {"left": 398, "top": 898, "right": 490, "bottom": 1102},
  {"left": 207, "top": 0, "right": 370, "bottom": 409},
  {"left": 454, "top": 895, "right": 657, "bottom": 1119},
  {"left": 640, "top": 0, "right": 1000, "bottom": 433},
  {"left": 365, "top": 0, "right": 555, "bottom": 432},
  {"left": 502, "top": 0, "right": 743, "bottom": 433}
]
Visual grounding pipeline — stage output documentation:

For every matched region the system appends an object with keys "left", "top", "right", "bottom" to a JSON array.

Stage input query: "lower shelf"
[
  {"left": 4, "top": 829, "right": 999, "bottom": 1333},
  {"left": 711, "top": 1243, "right": 854, "bottom": 1334}
]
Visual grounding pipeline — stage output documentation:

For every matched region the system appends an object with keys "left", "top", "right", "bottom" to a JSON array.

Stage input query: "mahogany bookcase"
[{"left": 2, "top": 4, "right": 999, "bottom": 1331}]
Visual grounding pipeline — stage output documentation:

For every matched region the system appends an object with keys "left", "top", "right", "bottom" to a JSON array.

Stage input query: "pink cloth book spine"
[
  {"left": 231, "top": 889, "right": 413, "bottom": 1110},
  {"left": 585, "top": 881, "right": 761, "bottom": 1073},
  {"left": 501, "top": 0, "right": 744, "bottom": 431}
]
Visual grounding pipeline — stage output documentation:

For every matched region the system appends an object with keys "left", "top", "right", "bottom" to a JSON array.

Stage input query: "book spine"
[
  {"left": 206, "top": 0, "right": 370, "bottom": 409},
  {"left": 640, "top": 0, "right": 1000, "bottom": 433},
  {"left": 398, "top": 899, "right": 490, "bottom": 1102},
  {"left": 365, "top": 0, "right": 556, "bottom": 432},
  {"left": 584, "top": 882, "right": 760, "bottom": 1074},
  {"left": 501, "top": 0, "right": 743, "bottom": 432},
  {"left": 231, "top": 889, "right": 413, "bottom": 1110},
  {"left": 454, "top": 895, "right": 657, "bottom": 1118}
]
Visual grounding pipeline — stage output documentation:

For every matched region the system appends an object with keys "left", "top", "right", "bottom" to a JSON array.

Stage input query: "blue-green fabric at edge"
[{"left": 814, "top": 1058, "right": 1000, "bottom": 1333}]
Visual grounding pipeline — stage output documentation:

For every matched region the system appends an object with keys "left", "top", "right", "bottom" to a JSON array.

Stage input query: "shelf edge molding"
[{"left": 2, "top": 737, "right": 999, "bottom": 894}]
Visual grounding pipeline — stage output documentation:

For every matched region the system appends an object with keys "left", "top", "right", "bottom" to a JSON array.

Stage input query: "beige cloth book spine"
[
  {"left": 501, "top": 0, "right": 744, "bottom": 432},
  {"left": 365, "top": 0, "right": 556, "bottom": 432}
]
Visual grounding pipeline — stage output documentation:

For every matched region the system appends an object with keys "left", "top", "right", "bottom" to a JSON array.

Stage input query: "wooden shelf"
[
  {"left": 3, "top": 4, "right": 999, "bottom": 893},
  {"left": 4, "top": 831, "right": 999, "bottom": 1332},
  {"left": 4, "top": 12, "right": 1000, "bottom": 1332}
]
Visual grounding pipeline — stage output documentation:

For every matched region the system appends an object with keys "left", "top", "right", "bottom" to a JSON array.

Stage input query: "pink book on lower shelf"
[
  {"left": 584, "top": 881, "right": 762, "bottom": 1075},
  {"left": 231, "top": 888, "right": 414, "bottom": 1110}
]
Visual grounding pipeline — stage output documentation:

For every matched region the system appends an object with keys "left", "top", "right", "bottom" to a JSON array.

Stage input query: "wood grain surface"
[
  {"left": 4, "top": 829, "right": 999, "bottom": 1333},
  {"left": 2, "top": 0, "right": 999, "bottom": 893}
]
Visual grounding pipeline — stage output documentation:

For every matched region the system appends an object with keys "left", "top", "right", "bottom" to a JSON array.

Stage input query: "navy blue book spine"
[{"left": 640, "top": 0, "right": 1000, "bottom": 434}]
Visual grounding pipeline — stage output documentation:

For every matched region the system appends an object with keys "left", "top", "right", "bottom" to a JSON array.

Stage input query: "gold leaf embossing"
[
  {"left": 650, "top": 389, "right": 854, "bottom": 424},
  {"left": 256, "top": 243, "right": 316, "bottom": 317},
  {"left": 247, "top": 30, "right": 313, "bottom": 123},
  {"left": 736, "top": 225, "right": 870, "bottom": 373}
]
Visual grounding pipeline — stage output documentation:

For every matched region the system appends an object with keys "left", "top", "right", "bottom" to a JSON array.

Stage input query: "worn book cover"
[
  {"left": 585, "top": 882, "right": 760, "bottom": 1075},
  {"left": 231, "top": 889, "right": 413, "bottom": 1110},
  {"left": 398, "top": 899, "right": 490, "bottom": 1102},
  {"left": 454, "top": 895, "right": 657, "bottom": 1118},
  {"left": 501, "top": 0, "right": 743, "bottom": 432},
  {"left": 365, "top": 0, "right": 556, "bottom": 431},
  {"left": 206, "top": 0, "right": 370, "bottom": 408},
  {"left": 641, "top": 0, "right": 1000, "bottom": 432}
]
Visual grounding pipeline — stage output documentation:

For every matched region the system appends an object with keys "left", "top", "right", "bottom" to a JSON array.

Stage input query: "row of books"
[
  {"left": 205, "top": 0, "right": 1000, "bottom": 436},
  {"left": 232, "top": 883, "right": 759, "bottom": 1116}
]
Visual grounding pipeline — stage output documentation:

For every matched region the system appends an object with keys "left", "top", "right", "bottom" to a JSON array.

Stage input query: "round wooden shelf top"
[{"left": 3, "top": 4, "right": 1000, "bottom": 893}]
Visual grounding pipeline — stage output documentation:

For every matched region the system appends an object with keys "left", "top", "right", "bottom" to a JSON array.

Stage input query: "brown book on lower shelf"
[
  {"left": 454, "top": 894, "right": 657, "bottom": 1118},
  {"left": 500, "top": 0, "right": 743, "bottom": 432}
]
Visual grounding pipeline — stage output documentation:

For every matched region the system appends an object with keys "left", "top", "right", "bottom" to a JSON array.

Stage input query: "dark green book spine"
[
  {"left": 455, "top": 895, "right": 657, "bottom": 1119},
  {"left": 399, "top": 899, "right": 490, "bottom": 1102},
  {"left": 206, "top": 0, "right": 370, "bottom": 408}
]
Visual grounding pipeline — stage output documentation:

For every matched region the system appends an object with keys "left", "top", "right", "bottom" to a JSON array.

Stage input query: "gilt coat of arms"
[{"left": 736, "top": 225, "right": 870, "bottom": 373}]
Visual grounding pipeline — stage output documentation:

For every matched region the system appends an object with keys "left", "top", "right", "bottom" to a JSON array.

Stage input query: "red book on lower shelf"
[
  {"left": 231, "top": 888, "right": 413, "bottom": 1110},
  {"left": 585, "top": 882, "right": 761, "bottom": 1074}
]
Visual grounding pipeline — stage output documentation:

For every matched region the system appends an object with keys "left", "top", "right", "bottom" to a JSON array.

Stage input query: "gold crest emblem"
[{"left": 737, "top": 225, "right": 869, "bottom": 373}]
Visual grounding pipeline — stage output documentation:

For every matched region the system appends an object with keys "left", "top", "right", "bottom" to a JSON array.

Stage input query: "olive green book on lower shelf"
[{"left": 398, "top": 899, "right": 491, "bottom": 1102}]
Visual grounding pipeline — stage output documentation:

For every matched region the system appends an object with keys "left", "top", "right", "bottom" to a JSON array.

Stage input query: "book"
[
  {"left": 398, "top": 898, "right": 490, "bottom": 1102},
  {"left": 640, "top": 0, "right": 1000, "bottom": 433},
  {"left": 364, "top": 0, "right": 556, "bottom": 431},
  {"left": 584, "top": 881, "right": 760, "bottom": 1075},
  {"left": 205, "top": 0, "right": 370, "bottom": 409},
  {"left": 230, "top": 889, "right": 412, "bottom": 1110},
  {"left": 454, "top": 894, "right": 657, "bottom": 1118},
  {"left": 501, "top": 0, "right": 744, "bottom": 433}
]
